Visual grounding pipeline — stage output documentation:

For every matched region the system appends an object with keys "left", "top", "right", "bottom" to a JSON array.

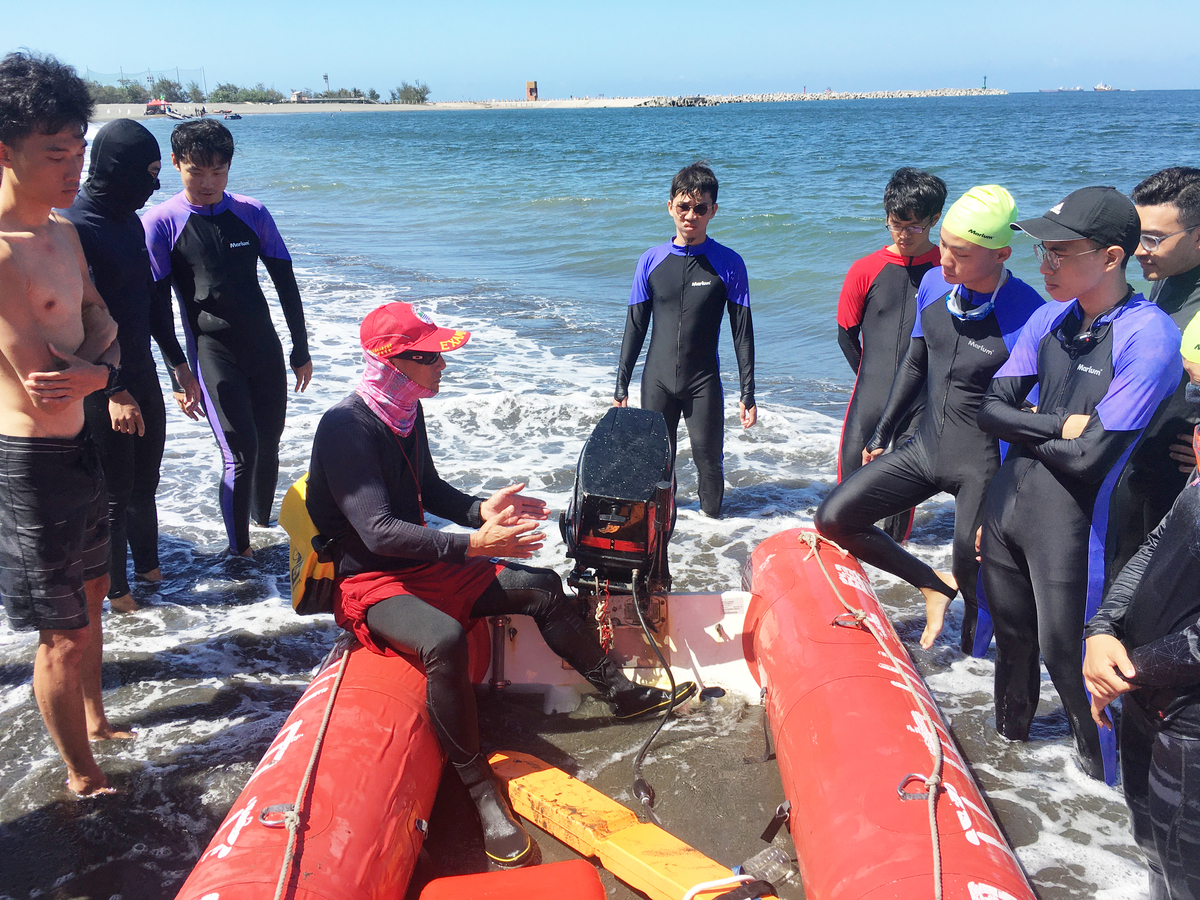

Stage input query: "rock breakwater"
[{"left": 638, "top": 88, "right": 1006, "bottom": 107}]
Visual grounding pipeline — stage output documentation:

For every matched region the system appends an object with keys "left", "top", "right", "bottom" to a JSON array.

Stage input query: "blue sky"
[{"left": 8, "top": 0, "right": 1199, "bottom": 100}]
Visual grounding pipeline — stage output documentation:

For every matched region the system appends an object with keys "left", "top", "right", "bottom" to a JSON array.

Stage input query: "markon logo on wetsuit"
[
  {"left": 691, "top": 280, "right": 713, "bottom": 287},
  {"left": 229, "top": 241, "right": 251, "bottom": 248},
  {"left": 967, "top": 339, "right": 995, "bottom": 355},
  {"left": 1077, "top": 363, "right": 1104, "bottom": 376}
]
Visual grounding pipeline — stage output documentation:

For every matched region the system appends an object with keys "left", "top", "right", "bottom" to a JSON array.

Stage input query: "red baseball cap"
[{"left": 359, "top": 303, "right": 471, "bottom": 357}]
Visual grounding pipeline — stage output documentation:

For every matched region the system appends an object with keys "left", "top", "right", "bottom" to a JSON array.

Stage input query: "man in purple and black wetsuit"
[
  {"left": 614, "top": 162, "right": 755, "bottom": 519},
  {"left": 979, "top": 187, "right": 1182, "bottom": 784},
  {"left": 836, "top": 167, "right": 946, "bottom": 540},
  {"left": 143, "top": 119, "right": 312, "bottom": 557}
]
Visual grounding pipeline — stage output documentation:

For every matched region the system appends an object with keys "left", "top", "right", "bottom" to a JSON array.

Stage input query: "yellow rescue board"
[{"left": 489, "top": 750, "right": 777, "bottom": 900}]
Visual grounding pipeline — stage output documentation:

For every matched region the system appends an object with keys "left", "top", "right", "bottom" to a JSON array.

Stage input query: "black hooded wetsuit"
[
  {"left": 1106, "top": 265, "right": 1200, "bottom": 578},
  {"left": 816, "top": 267, "right": 1043, "bottom": 654},
  {"left": 143, "top": 189, "right": 310, "bottom": 553},
  {"left": 836, "top": 245, "right": 940, "bottom": 539},
  {"left": 1086, "top": 478, "right": 1200, "bottom": 898},
  {"left": 62, "top": 119, "right": 188, "bottom": 598},
  {"left": 615, "top": 237, "right": 754, "bottom": 518},
  {"left": 978, "top": 291, "right": 1181, "bottom": 784}
]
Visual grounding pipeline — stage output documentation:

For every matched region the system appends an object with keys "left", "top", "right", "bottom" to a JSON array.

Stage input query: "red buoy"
[{"left": 743, "top": 529, "right": 1035, "bottom": 900}]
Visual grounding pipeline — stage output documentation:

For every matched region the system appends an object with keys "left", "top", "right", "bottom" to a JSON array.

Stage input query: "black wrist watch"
[{"left": 101, "top": 362, "right": 124, "bottom": 398}]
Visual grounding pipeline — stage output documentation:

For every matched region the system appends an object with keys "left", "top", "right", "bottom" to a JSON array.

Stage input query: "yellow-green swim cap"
[
  {"left": 1182, "top": 311, "right": 1200, "bottom": 365},
  {"left": 941, "top": 185, "right": 1018, "bottom": 249}
]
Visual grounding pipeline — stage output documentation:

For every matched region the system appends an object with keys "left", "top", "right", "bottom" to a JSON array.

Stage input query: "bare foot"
[
  {"left": 918, "top": 570, "right": 958, "bottom": 649},
  {"left": 89, "top": 723, "right": 137, "bottom": 741},
  {"left": 66, "top": 769, "right": 113, "bottom": 797},
  {"left": 108, "top": 593, "right": 140, "bottom": 613},
  {"left": 135, "top": 567, "right": 162, "bottom": 583}
]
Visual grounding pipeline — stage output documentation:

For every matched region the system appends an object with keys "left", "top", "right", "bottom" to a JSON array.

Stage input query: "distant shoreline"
[{"left": 91, "top": 88, "right": 1007, "bottom": 122}]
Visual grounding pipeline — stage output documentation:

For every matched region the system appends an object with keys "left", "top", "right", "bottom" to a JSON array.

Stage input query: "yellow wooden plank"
[{"left": 490, "top": 751, "right": 776, "bottom": 900}]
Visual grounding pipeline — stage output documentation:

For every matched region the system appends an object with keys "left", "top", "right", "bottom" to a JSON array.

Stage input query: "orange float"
[
  {"left": 175, "top": 625, "right": 489, "bottom": 900},
  {"left": 742, "top": 528, "right": 1035, "bottom": 900}
]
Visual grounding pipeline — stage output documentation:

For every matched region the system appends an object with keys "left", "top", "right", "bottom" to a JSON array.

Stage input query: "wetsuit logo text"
[
  {"left": 691, "top": 281, "right": 713, "bottom": 287},
  {"left": 229, "top": 241, "right": 250, "bottom": 248},
  {"left": 967, "top": 340, "right": 995, "bottom": 355},
  {"left": 1077, "top": 363, "right": 1103, "bottom": 376}
]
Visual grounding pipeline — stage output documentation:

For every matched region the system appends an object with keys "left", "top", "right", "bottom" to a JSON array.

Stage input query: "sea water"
[{"left": 2, "top": 91, "right": 1198, "bottom": 898}]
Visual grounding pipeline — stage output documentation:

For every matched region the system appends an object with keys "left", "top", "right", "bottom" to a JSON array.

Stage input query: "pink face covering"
[{"left": 356, "top": 352, "right": 436, "bottom": 436}]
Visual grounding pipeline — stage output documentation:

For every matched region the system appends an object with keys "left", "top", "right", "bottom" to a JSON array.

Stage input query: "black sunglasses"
[
  {"left": 393, "top": 350, "right": 443, "bottom": 366},
  {"left": 674, "top": 201, "right": 712, "bottom": 216}
]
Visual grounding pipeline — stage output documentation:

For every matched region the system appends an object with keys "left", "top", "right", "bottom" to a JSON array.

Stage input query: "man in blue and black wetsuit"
[
  {"left": 614, "top": 162, "right": 755, "bottom": 519},
  {"left": 816, "top": 186, "right": 1043, "bottom": 654},
  {"left": 979, "top": 187, "right": 1182, "bottom": 783},
  {"left": 62, "top": 119, "right": 201, "bottom": 612},
  {"left": 1106, "top": 167, "right": 1200, "bottom": 577},
  {"left": 836, "top": 168, "right": 946, "bottom": 541},
  {"left": 144, "top": 119, "right": 312, "bottom": 557}
]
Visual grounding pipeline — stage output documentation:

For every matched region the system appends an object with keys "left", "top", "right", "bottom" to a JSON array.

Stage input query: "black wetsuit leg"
[
  {"left": 1121, "top": 700, "right": 1169, "bottom": 897},
  {"left": 83, "top": 367, "right": 167, "bottom": 597},
  {"left": 943, "top": 465, "right": 989, "bottom": 653},
  {"left": 982, "top": 465, "right": 1105, "bottom": 779},
  {"left": 642, "top": 374, "right": 725, "bottom": 517},
  {"left": 364, "top": 564, "right": 604, "bottom": 765},
  {"left": 815, "top": 438, "right": 951, "bottom": 597},
  {"left": 193, "top": 332, "right": 288, "bottom": 552}
]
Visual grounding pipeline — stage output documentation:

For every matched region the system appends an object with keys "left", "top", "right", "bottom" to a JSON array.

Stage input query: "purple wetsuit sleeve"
[
  {"left": 615, "top": 246, "right": 668, "bottom": 400},
  {"left": 1095, "top": 309, "right": 1183, "bottom": 432}
]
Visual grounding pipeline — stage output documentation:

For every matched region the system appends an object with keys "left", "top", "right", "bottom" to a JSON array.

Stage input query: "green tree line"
[{"left": 88, "top": 76, "right": 433, "bottom": 106}]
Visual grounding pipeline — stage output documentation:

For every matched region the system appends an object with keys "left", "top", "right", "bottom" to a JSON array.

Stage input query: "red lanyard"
[{"left": 392, "top": 431, "right": 426, "bottom": 526}]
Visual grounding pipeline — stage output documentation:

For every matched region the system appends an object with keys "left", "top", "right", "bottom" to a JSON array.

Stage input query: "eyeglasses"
[
  {"left": 885, "top": 220, "right": 931, "bottom": 236},
  {"left": 1138, "top": 224, "right": 1200, "bottom": 252},
  {"left": 1034, "top": 243, "right": 1102, "bottom": 271},
  {"left": 393, "top": 350, "right": 443, "bottom": 366},
  {"left": 673, "top": 201, "right": 712, "bottom": 217}
]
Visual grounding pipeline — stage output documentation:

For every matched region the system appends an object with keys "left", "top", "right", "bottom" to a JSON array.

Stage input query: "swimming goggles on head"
[{"left": 946, "top": 269, "right": 1008, "bottom": 321}]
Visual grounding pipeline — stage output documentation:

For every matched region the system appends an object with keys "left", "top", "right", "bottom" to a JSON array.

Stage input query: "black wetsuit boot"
[
  {"left": 453, "top": 754, "right": 533, "bottom": 868},
  {"left": 582, "top": 655, "right": 698, "bottom": 719}
]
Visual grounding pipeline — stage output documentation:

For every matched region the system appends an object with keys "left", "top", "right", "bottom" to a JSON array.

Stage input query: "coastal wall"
[{"left": 91, "top": 88, "right": 1007, "bottom": 122}]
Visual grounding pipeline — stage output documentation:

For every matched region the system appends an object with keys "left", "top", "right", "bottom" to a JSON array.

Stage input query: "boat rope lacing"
[
  {"left": 681, "top": 874, "right": 755, "bottom": 900},
  {"left": 269, "top": 645, "right": 352, "bottom": 900},
  {"left": 795, "top": 531, "right": 944, "bottom": 900}
]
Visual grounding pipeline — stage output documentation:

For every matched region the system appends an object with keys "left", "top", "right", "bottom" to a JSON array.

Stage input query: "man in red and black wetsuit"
[{"left": 836, "top": 168, "right": 946, "bottom": 540}]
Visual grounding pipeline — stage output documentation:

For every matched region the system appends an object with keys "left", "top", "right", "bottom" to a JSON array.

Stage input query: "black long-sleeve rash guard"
[
  {"left": 306, "top": 394, "right": 485, "bottom": 579},
  {"left": 614, "top": 237, "right": 754, "bottom": 407},
  {"left": 1086, "top": 481, "right": 1200, "bottom": 733}
]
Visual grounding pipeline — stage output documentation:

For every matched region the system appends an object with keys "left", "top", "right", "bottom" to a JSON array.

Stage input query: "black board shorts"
[{"left": 0, "top": 431, "right": 109, "bottom": 632}]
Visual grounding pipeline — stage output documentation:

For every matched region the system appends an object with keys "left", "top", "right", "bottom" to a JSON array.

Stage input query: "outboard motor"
[{"left": 560, "top": 407, "right": 674, "bottom": 599}]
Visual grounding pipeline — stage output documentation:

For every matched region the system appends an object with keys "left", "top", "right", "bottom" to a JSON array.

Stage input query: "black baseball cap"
[{"left": 1011, "top": 186, "right": 1140, "bottom": 258}]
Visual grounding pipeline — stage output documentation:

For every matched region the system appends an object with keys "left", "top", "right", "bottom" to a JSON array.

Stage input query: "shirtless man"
[{"left": 0, "top": 52, "right": 126, "bottom": 796}]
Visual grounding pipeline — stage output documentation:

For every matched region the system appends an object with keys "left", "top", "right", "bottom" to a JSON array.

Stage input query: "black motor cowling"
[{"left": 560, "top": 407, "right": 674, "bottom": 594}]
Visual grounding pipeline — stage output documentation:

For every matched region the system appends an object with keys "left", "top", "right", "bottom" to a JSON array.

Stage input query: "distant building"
[
  {"left": 290, "top": 91, "right": 309, "bottom": 103},
  {"left": 526, "top": 81, "right": 538, "bottom": 101}
]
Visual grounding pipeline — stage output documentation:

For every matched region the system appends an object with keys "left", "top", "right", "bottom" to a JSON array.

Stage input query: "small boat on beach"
[{"left": 175, "top": 409, "right": 1036, "bottom": 900}]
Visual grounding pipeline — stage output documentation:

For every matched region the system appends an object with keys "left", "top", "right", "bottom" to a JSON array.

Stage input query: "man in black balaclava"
[{"left": 62, "top": 119, "right": 201, "bottom": 612}]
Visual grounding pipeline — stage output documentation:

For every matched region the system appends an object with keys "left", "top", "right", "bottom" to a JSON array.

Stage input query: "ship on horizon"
[{"left": 1095, "top": 82, "right": 1120, "bottom": 91}]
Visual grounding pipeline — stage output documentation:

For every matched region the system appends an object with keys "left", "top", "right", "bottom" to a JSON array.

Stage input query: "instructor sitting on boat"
[{"left": 305, "top": 302, "right": 696, "bottom": 869}]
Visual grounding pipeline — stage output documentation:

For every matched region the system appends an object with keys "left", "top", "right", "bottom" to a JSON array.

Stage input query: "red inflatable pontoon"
[
  {"left": 176, "top": 626, "right": 489, "bottom": 900},
  {"left": 743, "top": 529, "right": 1036, "bottom": 900}
]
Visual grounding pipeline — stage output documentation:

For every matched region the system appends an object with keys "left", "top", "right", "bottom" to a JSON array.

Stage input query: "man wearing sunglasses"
[
  {"left": 1083, "top": 315, "right": 1200, "bottom": 900},
  {"left": 614, "top": 162, "right": 755, "bottom": 519},
  {"left": 306, "top": 303, "right": 696, "bottom": 869},
  {"left": 978, "top": 187, "right": 1182, "bottom": 784},
  {"left": 1107, "top": 168, "right": 1200, "bottom": 577},
  {"left": 817, "top": 185, "right": 1043, "bottom": 657},
  {"left": 835, "top": 168, "right": 946, "bottom": 541}
]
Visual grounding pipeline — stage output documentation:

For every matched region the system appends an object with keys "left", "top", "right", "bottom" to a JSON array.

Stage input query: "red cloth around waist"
[{"left": 335, "top": 558, "right": 505, "bottom": 657}]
